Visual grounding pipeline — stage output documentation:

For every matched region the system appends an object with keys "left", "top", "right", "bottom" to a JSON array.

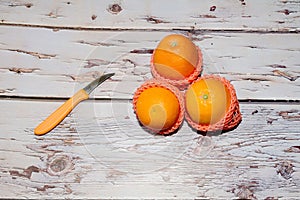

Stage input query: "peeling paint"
[
  {"left": 64, "top": 184, "right": 72, "bottom": 194},
  {"left": 198, "top": 15, "right": 217, "bottom": 18},
  {"left": 7, "top": 49, "right": 56, "bottom": 59},
  {"left": 273, "top": 70, "right": 299, "bottom": 81},
  {"left": 9, "top": 165, "right": 40, "bottom": 179},
  {"left": 284, "top": 146, "right": 300, "bottom": 153},
  {"left": 0, "top": 88, "right": 15, "bottom": 93},
  {"left": 77, "top": 40, "right": 116, "bottom": 47},
  {"left": 231, "top": 182, "right": 258, "bottom": 200},
  {"left": 130, "top": 49, "right": 153, "bottom": 54},
  {"left": 83, "top": 59, "right": 112, "bottom": 68},
  {"left": 123, "top": 59, "right": 137, "bottom": 67},
  {"left": 268, "top": 64, "right": 287, "bottom": 69},
  {"left": 37, "top": 185, "right": 55, "bottom": 192},
  {"left": 68, "top": 71, "right": 103, "bottom": 82},
  {"left": 9, "top": 67, "right": 39, "bottom": 74},
  {"left": 145, "top": 16, "right": 169, "bottom": 24},
  {"left": 8, "top": 3, "right": 33, "bottom": 8},
  {"left": 279, "top": 109, "right": 300, "bottom": 120}
]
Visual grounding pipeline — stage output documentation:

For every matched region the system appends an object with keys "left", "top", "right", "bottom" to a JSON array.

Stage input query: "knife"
[{"left": 34, "top": 73, "right": 115, "bottom": 136}]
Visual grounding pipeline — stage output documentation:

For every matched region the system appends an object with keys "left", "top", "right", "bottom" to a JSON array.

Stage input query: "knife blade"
[{"left": 34, "top": 73, "right": 115, "bottom": 136}]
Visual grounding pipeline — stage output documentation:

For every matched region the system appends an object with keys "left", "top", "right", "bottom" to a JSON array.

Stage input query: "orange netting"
[
  {"left": 184, "top": 75, "right": 242, "bottom": 132},
  {"left": 132, "top": 79, "right": 185, "bottom": 135},
  {"left": 150, "top": 47, "right": 203, "bottom": 90}
]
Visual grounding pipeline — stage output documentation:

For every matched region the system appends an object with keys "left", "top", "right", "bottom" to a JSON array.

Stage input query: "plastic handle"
[{"left": 34, "top": 89, "right": 89, "bottom": 135}]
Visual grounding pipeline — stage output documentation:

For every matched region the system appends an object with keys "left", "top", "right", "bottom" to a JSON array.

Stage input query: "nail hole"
[
  {"left": 91, "top": 14, "right": 97, "bottom": 20},
  {"left": 210, "top": 6, "right": 216, "bottom": 12},
  {"left": 107, "top": 4, "right": 122, "bottom": 15}
]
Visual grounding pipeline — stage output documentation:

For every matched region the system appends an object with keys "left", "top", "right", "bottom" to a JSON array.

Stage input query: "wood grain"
[
  {"left": 0, "top": 99, "right": 299, "bottom": 199},
  {"left": 0, "top": 26, "right": 299, "bottom": 100},
  {"left": 0, "top": 1, "right": 299, "bottom": 199},
  {"left": 0, "top": 0, "right": 299, "bottom": 32}
]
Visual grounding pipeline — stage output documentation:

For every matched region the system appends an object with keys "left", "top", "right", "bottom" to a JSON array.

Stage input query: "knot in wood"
[
  {"left": 107, "top": 4, "right": 122, "bottom": 15},
  {"left": 276, "top": 161, "right": 294, "bottom": 179},
  {"left": 47, "top": 155, "right": 73, "bottom": 176}
]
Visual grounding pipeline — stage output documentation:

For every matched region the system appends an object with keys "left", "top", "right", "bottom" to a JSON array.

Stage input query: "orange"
[
  {"left": 185, "top": 77, "right": 231, "bottom": 125},
  {"left": 153, "top": 34, "right": 199, "bottom": 80},
  {"left": 135, "top": 87, "right": 180, "bottom": 131}
]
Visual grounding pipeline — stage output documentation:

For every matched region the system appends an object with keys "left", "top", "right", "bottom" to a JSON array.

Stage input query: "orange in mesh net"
[
  {"left": 132, "top": 79, "right": 185, "bottom": 135},
  {"left": 151, "top": 34, "right": 203, "bottom": 90},
  {"left": 185, "top": 75, "right": 242, "bottom": 132}
]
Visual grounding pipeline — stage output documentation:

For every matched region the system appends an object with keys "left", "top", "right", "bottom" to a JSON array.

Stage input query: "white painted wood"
[
  {"left": 0, "top": 1, "right": 299, "bottom": 199},
  {"left": 0, "top": 99, "right": 299, "bottom": 199},
  {"left": 0, "top": 0, "right": 299, "bottom": 31},
  {"left": 0, "top": 26, "right": 299, "bottom": 100}
]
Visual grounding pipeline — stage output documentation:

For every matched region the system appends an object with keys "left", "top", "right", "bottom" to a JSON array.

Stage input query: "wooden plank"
[
  {"left": 0, "top": 0, "right": 299, "bottom": 31},
  {"left": 0, "top": 26, "right": 299, "bottom": 100},
  {"left": 0, "top": 99, "right": 299, "bottom": 199}
]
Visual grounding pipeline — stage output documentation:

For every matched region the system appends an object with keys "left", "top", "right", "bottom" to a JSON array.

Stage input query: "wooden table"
[{"left": 1, "top": 1, "right": 299, "bottom": 199}]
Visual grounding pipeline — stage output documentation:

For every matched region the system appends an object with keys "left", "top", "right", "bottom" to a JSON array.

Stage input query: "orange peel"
[{"left": 133, "top": 79, "right": 184, "bottom": 135}]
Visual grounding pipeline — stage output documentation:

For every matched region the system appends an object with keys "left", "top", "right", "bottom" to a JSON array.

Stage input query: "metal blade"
[{"left": 83, "top": 73, "right": 115, "bottom": 94}]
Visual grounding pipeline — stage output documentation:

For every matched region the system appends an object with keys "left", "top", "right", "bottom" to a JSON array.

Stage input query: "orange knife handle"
[{"left": 34, "top": 89, "right": 89, "bottom": 136}]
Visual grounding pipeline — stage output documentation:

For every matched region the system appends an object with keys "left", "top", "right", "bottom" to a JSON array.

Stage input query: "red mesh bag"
[
  {"left": 185, "top": 75, "right": 242, "bottom": 132},
  {"left": 150, "top": 47, "right": 203, "bottom": 90},
  {"left": 132, "top": 79, "right": 185, "bottom": 135}
]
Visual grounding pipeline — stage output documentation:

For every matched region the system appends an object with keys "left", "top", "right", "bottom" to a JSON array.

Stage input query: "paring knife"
[{"left": 34, "top": 73, "right": 115, "bottom": 136}]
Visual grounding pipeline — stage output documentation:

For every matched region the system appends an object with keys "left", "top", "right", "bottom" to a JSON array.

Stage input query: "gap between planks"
[
  {"left": 0, "top": 96, "right": 299, "bottom": 105},
  {"left": 1, "top": 23, "right": 300, "bottom": 34}
]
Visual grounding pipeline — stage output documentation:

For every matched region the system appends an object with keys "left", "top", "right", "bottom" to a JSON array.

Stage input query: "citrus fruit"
[
  {"left": 185, "top": 77, "right": 231, "bottom": 125},
  {"left": 133, "top": 81, "right": 183, "bottom": 134},
  {"left": 135, "top": 87, "right": 179, "bottom": 131},
  {"left": 152, "top": 34, "right": 199, "bottom": 80}
]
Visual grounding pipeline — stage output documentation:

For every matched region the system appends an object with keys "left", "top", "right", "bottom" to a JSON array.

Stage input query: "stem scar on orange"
[
  {"left": 153, "top": 34, "right": 199, "bottom": 80},
  {"left": 185, "top": 77, "right": 231, "bottom": 125},
  {"left": 135, "top": 87, "right": 180, "bottom": 132}
]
